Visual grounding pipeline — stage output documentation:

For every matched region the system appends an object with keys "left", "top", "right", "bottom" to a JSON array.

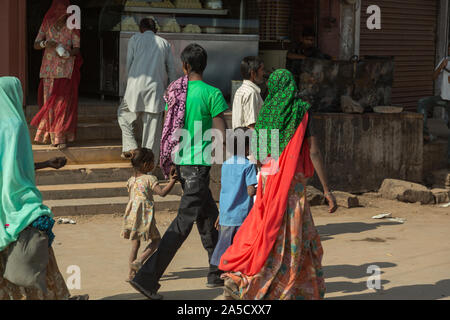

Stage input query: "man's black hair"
[
  {"left": 181, "top": 43, "right": 208, "bottom": 74},
  {"left": 140, "top": 18, "right": 157, "bottom": 32},
  {"left": 241, "top": 56, "right": 264, "bottom": 80}
]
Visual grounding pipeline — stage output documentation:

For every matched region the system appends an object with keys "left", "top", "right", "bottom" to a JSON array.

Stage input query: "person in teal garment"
[{"left": 0, "top": 76, "right": 87, "bottom": 300}]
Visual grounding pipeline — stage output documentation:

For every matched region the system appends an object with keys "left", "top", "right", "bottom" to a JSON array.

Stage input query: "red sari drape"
[
  {"left": 219, "top": 113, "right": 314, "bottom": 276},
  {"left": 31, "top": 54, "right": 82, "bottom": 144}
]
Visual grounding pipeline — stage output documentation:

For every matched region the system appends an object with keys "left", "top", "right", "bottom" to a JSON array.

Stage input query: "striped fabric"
[{"left": 232, "top": 80, "right": 263, "bottom": 129}]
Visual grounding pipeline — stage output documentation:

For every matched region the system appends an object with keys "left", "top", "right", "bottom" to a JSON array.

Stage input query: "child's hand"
[{"left": 169, "top": 170, "right": 178, "bottom": 182}]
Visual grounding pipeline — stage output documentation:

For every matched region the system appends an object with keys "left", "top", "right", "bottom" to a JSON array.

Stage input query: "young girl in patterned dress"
[{"left": 121, "top": 148, "right": 177, "bottom": 281}]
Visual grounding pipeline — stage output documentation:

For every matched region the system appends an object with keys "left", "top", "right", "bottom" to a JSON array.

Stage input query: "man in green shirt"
[{"left": 131, "top": 44, "right": 229, "bottom": 299}]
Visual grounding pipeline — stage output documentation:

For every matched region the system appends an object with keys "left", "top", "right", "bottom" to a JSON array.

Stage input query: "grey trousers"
[{"left": 117, "top": 99, "right": 163, "bottom": 163}]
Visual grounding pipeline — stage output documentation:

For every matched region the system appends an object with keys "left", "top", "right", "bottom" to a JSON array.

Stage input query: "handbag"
[{"left": 2, "top": 227, "right": 49, "bottom": 293}]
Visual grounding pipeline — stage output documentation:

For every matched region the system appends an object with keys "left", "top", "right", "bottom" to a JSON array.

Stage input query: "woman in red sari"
[
  {"left": 219, "top": 69, "right": 337, "bottom": 300},
  {"left": 31, "top": 0, "right": 82, "bottom": 150}
]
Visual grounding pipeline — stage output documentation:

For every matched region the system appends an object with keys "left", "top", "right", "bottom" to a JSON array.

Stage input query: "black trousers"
[{"left": 133, "top": 165, "right": 220, "bottom": 292}]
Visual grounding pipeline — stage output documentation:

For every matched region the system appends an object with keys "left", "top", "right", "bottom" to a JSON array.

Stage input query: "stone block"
[
  {"left": 309, "top": 113, "right": 423, "bottom": 193},
  {"left": 379, "top": 179, "right": 434, "bottom": 205},
  {"left": 334, "top": 191, "right": 359, "bottom": 208},
  {"left": 431, "top": 188, "right": 450, "bottom": 204},
  {"left": 307, "top": 186, "right": 325, "bottom": 206},
  {"left": 362, "top": 192, "right": 382, "bottom": 198}
]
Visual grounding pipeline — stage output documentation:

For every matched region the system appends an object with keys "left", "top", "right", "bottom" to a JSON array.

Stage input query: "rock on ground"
[
  {"left": 333, "top": 191, "right": 360, "bottom": 208},
  {"left": 431, "top": 189, "right": 450, "bottom": 204},
  {"left": 379, "top": 179, "right": 434, "bottom": 205},
  {"left": 307, "top": 186, "right": 325, "bottom": 206}
]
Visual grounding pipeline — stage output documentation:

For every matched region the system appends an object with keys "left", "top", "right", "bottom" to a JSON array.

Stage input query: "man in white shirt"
[
  {"left": 118, "top": 18, "right": 176, "bottom": 160},
  {"left": 417, "top": 46, "right": 450, "bottom": 161},
  {"left": 232, "top": 56, "right": 265, "bottom": 129}
]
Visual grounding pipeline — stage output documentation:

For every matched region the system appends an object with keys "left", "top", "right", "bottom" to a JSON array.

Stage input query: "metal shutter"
[{"left": 360, "top": 0, "right": 438, "bottom": 111}]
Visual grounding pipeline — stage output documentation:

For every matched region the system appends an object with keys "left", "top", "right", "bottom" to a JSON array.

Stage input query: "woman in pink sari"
[
  {"left": 219, "top": 69, "right": 337, "bottom": 300},
  {"left": 31, "top": 0, "right": 82, "bottom": 150}
]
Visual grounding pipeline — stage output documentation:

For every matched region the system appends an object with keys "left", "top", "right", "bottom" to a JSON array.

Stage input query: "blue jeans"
[{"left": 417, "top": 96, "right": 450, "bottom": 159}]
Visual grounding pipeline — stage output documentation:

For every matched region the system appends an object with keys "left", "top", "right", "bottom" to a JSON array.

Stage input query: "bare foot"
[
  {"left": 126, "top": 269, "right": 136, "bottom": 282},
  {"left": 130, "top": 260, "right": 143, "bottom": 271},
  {"left": 325, "top": 192, "right": 338, "bottom": 213}
]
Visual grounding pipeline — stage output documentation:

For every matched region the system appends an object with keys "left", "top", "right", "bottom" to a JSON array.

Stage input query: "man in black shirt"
[{"left": 286, "top": 28, "right": 331, "bottom": 81}]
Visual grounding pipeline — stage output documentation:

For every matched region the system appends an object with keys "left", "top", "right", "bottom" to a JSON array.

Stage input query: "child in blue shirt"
[{"left": 210, "top": 127, "right": 258, "bottom": 270}]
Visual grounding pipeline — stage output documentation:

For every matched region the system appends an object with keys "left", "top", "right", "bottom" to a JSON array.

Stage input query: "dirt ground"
[{"left": 51, "top": 194, "right": 450, "bottom": 300}]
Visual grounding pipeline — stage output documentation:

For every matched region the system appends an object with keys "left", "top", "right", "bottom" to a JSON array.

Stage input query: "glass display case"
[{"left": 99, "top": 0, "right": 259, "bottom": 99}]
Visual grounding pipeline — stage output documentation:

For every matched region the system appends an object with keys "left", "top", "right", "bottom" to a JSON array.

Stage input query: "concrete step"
[
  {"left": 35, "top": 163, "right": 165, "bottom": 186},
  {"left": 44, "top": 195, "right": 181, "bottom": 216},
  {"left": 27, "top": 113, "right": 117, "bottom": 124},
  {"left": 29, "top": 122, "right": 122, "bottom": 142},
  {"left": 27, "top": 110, "right": 231, "bottom": 143},
  {"left": 38, "top": 181, "right": 183, "bottom": 200},
  {"left": 33, "top": 141, "right": 126, "bottom": 165},
  {"left": 25, "top": 104, "right": 118, "bottom": 120}
]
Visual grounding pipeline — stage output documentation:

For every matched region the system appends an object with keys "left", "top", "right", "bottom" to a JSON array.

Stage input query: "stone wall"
[
  {"left": 292, "top": 57, "right": 394, "bottom": 113},
  {"left": 212, "top": 112, "right": 423, "bottom": 198},
  {"left": 310, "top": 113, "right": 423, "bottom": 193}
]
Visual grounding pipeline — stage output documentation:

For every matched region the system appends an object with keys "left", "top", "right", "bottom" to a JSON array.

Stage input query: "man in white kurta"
[{"left": 118, "top": 18, "right": 177, "bottom": 160}]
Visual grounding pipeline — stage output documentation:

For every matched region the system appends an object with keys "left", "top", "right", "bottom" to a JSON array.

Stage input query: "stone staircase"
[{"left": 26, "top": 103, "right": 182, "bottom": 217}]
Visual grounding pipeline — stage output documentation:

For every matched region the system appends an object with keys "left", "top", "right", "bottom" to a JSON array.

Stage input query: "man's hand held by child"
[
  {"left": 214, "top": 216, "right": 219, "bottom": 230},
  {"left": 169, "top": 169, "right": 178, "bottom": 182}
]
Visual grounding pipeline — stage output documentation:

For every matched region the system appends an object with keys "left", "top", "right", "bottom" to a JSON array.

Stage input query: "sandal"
[{"left": 57, "top": 144, "right": 67, "bottom": 150}]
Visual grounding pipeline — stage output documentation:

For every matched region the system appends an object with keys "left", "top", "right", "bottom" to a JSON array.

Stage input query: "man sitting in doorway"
[
  {"left": 417, "top": 45, "right": 450, "bottom": 162},
  {"left": 286, "top": 27, "right": 331, "bottom": 84}
]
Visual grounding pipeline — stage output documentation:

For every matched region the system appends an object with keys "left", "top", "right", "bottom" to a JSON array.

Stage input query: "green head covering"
[
  {"left": 253, "top": 69, "right": 311, "bottom": 160},
  {"left": 0, "top": 77, "right": 53, "bottom": 251}
]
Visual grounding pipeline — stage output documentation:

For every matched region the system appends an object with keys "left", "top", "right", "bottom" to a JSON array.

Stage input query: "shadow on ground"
[
  {"left": 324, "top": 262, "right": 396, "bottom": 279},
  {"left": 324, "top": 262, "right": 450, "bottom": 299},
  {"left": 161, "top": 267, "right": 211, "bottom": 282},
  {"left": 101, "top": 288, "right": 223, "bottom": 300},
  {"left": 324, "top": 262, "right": 395, "bottom": 295},
  {"left": 326, "top": 279, "right": 450, "bottom": 300},
  {"left": 317, "top": 221, "right": 402, "bottom": 241}
]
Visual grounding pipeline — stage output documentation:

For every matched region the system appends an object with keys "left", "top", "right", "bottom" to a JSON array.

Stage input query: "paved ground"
[{"left": 52, "top": 194, "right": 450, "bottom": 300}]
